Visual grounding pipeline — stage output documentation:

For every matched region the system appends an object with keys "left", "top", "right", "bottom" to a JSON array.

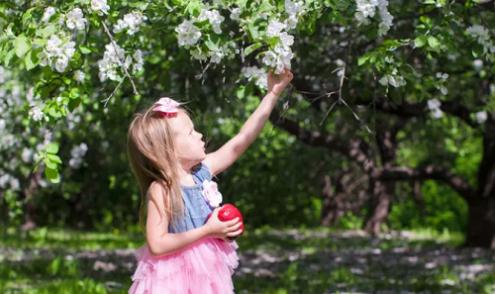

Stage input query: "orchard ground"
[{"left": 1, "top": 227, "right": 494, "bottom": 293}]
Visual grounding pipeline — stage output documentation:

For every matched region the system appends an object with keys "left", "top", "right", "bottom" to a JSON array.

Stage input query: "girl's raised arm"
[{"left": 204, "top": 69, "right": 293, "bottom": 176}]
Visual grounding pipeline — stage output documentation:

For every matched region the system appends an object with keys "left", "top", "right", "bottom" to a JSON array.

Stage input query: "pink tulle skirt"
[{"left": 128, "top": 237, "right": 239, "bottom": 294}]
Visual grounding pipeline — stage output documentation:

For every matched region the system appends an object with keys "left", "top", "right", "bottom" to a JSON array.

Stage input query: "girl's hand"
[
  {"left": 204, "top": 207, "right": 243, "bottom": 241},
  {"left": 267, "top": 68, "right": 294, "bottom": 97}
]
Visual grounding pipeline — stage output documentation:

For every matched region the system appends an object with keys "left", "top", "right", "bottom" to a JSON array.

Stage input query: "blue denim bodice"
[{"left": 168, "top": 163, "right": 214, "bottom": 233}]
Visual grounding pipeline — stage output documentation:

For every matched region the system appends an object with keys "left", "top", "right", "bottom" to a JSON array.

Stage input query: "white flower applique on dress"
[{"left": 201, "top": 180, "right": 223, "bottom": 208}]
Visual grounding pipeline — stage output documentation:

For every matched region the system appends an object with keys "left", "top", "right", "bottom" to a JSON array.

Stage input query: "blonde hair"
[{"left": 127, "top": 103, "right": 186, "bottom": 232}]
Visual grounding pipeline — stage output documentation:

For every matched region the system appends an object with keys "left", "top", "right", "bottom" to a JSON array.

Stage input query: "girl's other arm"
[
  {"left": 204, "top": 69, "right": 293, "bottom": 176},
  {"left": 146, "top": 182, "right": 242, "bottom": 256}
]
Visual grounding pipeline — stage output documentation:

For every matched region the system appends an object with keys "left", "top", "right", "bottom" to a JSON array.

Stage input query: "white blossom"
[
  {"left": 198, "top": 9, "right": 224, "bottom": 34},
  {"left": 230, "top": 7, "right": 241, "bottom": 21},
  {"left": 427, "top": 98, "right": 441, "bottom": 110},
  {"left": 69, "top": 143, "right": 88, "bottom": 169},
  {"left": 466, "top": 25, "right": 495, "bottom": 54},
  {"left": 355, "top": 0, "right": 393, "bottom": 35},
  {"left": 262, "top": 44, "right": 293, "bottom": 74},
  {"left": 242, "top": 66, "right": 268, "bottom": 89},
  {"left": 279, "top": 32, "right": 294, "bottom": 48},
  {"left": 377, "top": 0, "right": 393, "bottom": 36},
  {"left": 285, "top": 15, "right": 298, "bottom": 30},
  {"left": 9, "top": 177, "right": 20, "bottom": 190},
  {"left": 209, "top": 48, "right": 224, "bottom": 64},
  {"left": 175, "top": 20, "right": 202, "bottom": 47},
  {"left": 473, "top": 59, "right": 483, "bottom": 71},
  {"left": 42, "top": 7, "right": 56, "bottom": 22},
  {"left": 0, "top": 174, "right": 10, "bottom": 188},
  {"left": 74, "top": 70, "right": 85, "bottom": 82},
  {"left": 55, "top": 55, "right": 69, "bottom": 73},
  {"left": 29, "top": 105, "right": 44, "bottom": 122},
  {"left": 355, "top": 0, "right": 378, "bottom": 22},
  {"left": 427, "top": 98, "right": 443, "bottom": 118},
  {"left": 22, "top": 148, "right": 33, "bottom": 163},
  {"left": 267, "top": 20, "right": 286, "bottom": 37},
  {"left": 97, "top": 42, "right": 134, "bottom": 82},
  {"left": 114, "top": 12, "right": 147, "bottom": 35},
  {"left": 90, "top": 0, "right": 110, "bottom": 15},
  {"left": 285, "top": 0, "right": 304, "bottom": 16},
  {"left": 132, "top": 50, "right": 144, "bottom": 73},
  {"left": 41, "top": 36, "right": 75, "bottom": 73},
  {"left": 475, "top": 111, "right": 488, "bottom": 124},
  {"left": 66, "top": 8, "right": 86, "bottom": 31}
]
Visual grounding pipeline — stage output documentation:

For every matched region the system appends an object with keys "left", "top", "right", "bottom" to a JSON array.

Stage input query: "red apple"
[{"left": 205, "top": 203, "right": 244, "bottom": 239}]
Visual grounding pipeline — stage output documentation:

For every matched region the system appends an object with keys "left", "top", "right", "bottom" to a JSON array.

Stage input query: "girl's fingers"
[
  {"left": 225, "top": 217, "right": 240, "bottom": 226},
  {"left": 227, "top": 229, "right": 243, "bottom": 237},
  {"left": 228, "top": 221, "right": 243, "bottom": 231}
]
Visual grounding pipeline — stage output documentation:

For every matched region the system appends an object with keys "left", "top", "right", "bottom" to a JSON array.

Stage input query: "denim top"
[{"left": 168, "top": 163, "right": 215, "bottom": 233}]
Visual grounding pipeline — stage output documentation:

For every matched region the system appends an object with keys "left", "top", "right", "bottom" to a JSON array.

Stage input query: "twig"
[
  {"left": 101, "top": 77, "right": 126, "bottom": 107},
  {"left": 100, "top": 20, "right": 139, "bottom": 97}
]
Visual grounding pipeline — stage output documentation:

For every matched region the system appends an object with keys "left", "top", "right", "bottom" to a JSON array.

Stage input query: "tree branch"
[{"left": 373, "top": 165, "right": 475, "bottom": 199}]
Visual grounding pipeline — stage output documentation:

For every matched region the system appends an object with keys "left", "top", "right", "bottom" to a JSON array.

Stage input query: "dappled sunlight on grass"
[{"left": 0, "top": 226, "right": 493, "bottom": 293}]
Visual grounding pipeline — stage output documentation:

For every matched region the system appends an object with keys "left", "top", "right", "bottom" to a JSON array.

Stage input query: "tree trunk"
[
  {"left": 465, "top": 197, "right": 495, "bottom": 249},
  {"left": 365, "top": 179, "right": 394, "bottom": 234},
  {"left": 364, "top": 125, "right": 399, "bottom": 235},
  {"left": 464, "top": 121, "right": 495, "bottom": 248}
]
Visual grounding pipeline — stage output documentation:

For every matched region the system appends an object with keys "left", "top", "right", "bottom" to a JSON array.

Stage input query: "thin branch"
[
  {"left": 101, "top": 77, "right": 126, "bottom": 107},
  {"left": 100, "top": 20, "right": 139, "bottom": 98}
]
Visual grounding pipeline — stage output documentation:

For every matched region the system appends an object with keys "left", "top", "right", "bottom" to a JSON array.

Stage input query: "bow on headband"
[{"left": 153, "top": 97, "right": 181, "bottom": 117}]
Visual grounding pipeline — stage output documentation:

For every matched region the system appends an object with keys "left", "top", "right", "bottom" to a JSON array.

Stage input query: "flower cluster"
[
  {"left": 176, "top": 20, "right": 202, "bottom": 47},
  {"left": 466, "top": 25, "right": 495, "bottom": 55},
  {"left": 114, "top": 12, "right": 147, "bottom": 35},
  {"left": 90, "top": 0, "right": 110, "bottom": 15},
  {"left": 97, "top": 43, "right": 143, "bottom": 82},
  {"left": 66, "top": 8, "right": 87, "bottom": 31},
  {"left": 475, "top": 111, "right": 488, "bottom": 124},
  {"left": 355, "top": 0, "right": 393, "bottom": 36},
  {"left": 42, "top": 7, "right": 56, "bottom": 22},
  {"left": 242, "top": 66, "right": 268, "bottom": 89},
  {"left": 435, "top": 72, "right": 449, "bottom": 96},
  {"left": 198, "top": 9, "right": 225, "bottom": 34},
  {"left": 285, "top": 0, "right": 305, "bottom": 29},
  {"left": 69, "top": 143, "right": 88, "bottom": 169},
  {"left": 378, "top": 68, "right": 406, "bottom": 88},
  {"left": 426, "top": 98, "right": 443, "bottom": 119},
  {"left": 40, "top": 35, "right": 76, "bottom": 73},
  {"left": 263, "top": 20, "right": 295, "bottom": 74}
]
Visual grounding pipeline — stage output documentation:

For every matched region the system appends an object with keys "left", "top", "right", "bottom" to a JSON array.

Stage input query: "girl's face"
[{"left": 168, "top": 110, "right": 206, "bottom": 168}]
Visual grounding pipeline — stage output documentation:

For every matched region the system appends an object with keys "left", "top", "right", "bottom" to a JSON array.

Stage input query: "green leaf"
[
  {"left": 45, "top": 160, "right": 58, "bottom": 169},
  {"left": 79, "top": 46, "right": 91, "bottom": 54},
  {"left": 44, "top": 167, "right": 60, "bottom": 183},
  {"left": 236, "top": 86, "right": 246, "bottom": 99},
  {"left": 358, "top": 54, "right": 370, "bottom": 66},
  {"left": 14, "top": 34, "right": 30, "bottom": 58},
  {"left": 24, "top": 49, "right": 38, "bottom": 70},
  {"left": 427, "top": 36, "right": 440, "bottom": 49},
  {"left": 414, "top": 36, "right": 427, "bottom": 48},
  {"left": 4, "top": 49, "right": 15, "bottom": 66},
  {"left": 68, "top": 97, "right": 81, "bottom": 111},
  {"left": 47, "top": 153, "right": 62, "bottom": 164},
  {"left": 45, "top": 142, "right": 59, "bottom": 154},
  {"left": 244, "top": 43, "right": 262, "bottom": 57}
]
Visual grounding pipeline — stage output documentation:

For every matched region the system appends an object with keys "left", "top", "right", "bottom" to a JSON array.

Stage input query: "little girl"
[{"left": 126, "top": 68, "right": 293, "bottom": 293}]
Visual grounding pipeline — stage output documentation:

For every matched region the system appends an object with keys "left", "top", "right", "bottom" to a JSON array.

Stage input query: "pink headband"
[{"left": 153, "top": 97, "right": 181, "bottom": 118}]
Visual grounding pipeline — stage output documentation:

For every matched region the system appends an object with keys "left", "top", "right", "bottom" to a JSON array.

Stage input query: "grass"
[{"left": 0, "top": 226, "right": 493, "bottom": 293}]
